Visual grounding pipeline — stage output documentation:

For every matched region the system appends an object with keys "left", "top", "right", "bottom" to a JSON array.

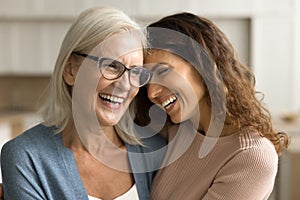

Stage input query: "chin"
[
  {"left": 98, "top": 118, "right": 120, "bottom": 127},
  {"left": 96, "top": 114, "right": 122, "bottom": 127},
  {"left": 170, "top": 115, "right": 182, "bottom": 124},
  {"left": 171, "top": 112, "right": 192, "bottom": 124}
]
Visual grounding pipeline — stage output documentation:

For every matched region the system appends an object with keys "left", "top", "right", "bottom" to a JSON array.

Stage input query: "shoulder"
[
  {"left": 211, "top": 131, "right": 279, "bottom": 199},
  {"left": 220, "top": 127, "right": 278, "bottom": 158},
  {"left": 0, "top": 124, "right": 59, "bottom": 177},
  {"left": 1, "top": 124, "right": 59, "bottom": 161},
  {"left": 209, "top": 128, "right": 278, "bottom": 176},
  {"left": 238, "top": 128, "right": 278, "bottom": 161},
  {"left": 202, "top": 130, "right": 278, "bottom": 200},
  {"left": 0, "top": 124, "right": 82, "bottom": 199},
  {"left": 221, "top": 128, "right": 278, "bottom": 175}
]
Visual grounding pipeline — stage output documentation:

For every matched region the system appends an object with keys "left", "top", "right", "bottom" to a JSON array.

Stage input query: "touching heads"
[{"left": 141, "top": 12, "right": 289, "bottom": 155}]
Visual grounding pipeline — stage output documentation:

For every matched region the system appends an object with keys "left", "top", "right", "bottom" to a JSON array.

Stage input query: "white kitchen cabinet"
[{"left": 0, "top": 20, "right": 71, "bottom": 74}]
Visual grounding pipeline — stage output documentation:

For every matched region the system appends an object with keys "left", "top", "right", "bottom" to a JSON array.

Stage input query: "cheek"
[
  {"left": 193, "top": 78, "right": 205, "bottom": 101},
  {"left": 128, "top": 87, "right": 139, "bottom": 100},
  {"left": 196, "top": 86, "right": 205, "bottom": 101},
  {"left": 96, "top": 77, "right": 112, "bottom": 90}
]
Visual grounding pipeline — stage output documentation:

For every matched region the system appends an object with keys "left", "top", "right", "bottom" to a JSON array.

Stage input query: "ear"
[{"left": 63, "top": 57, "right": 78, "bottom": 86}]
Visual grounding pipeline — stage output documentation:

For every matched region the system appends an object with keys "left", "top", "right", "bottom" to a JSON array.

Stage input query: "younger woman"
[{"left": 136, "top": 12, "right": 290, "bottom": 200}]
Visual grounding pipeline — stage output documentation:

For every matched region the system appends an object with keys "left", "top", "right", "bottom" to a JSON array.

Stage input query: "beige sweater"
[{"left": 151, "top": 125, "right": 278, "bottom": 200}]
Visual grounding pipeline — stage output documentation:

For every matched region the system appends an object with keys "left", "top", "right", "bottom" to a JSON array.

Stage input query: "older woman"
[{"left": 0, "top": 7, "right": 165, "bottom": 200}]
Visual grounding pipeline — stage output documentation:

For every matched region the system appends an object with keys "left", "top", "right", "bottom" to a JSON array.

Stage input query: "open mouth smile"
[
  {"left": 161, "top": 95, "right": 177, "bottom": 109},
  {"left": 99, "top": 93, "right": 124, "bottom": 105}
]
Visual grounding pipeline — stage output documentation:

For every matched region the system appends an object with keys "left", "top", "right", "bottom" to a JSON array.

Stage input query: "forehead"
[
  {"left": 145, "top": 50, "right": 176, "bottom": 63},
  {"left": 145, "top": 49, "right": 189, "bottom": 67},
  {"left": 94, "top": 31, "right": 144, "bottom": 59},
  {"left": 145, "top": 49, "right": 199, "bottom": 76}
]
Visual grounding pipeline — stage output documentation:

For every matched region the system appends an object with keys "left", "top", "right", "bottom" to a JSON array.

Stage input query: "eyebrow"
[
  {"left": 149, "top": 62, "right": 171, "bottom": 72},
  {"left": 109, "top": 58, "right": 143, "bottom": 69}
]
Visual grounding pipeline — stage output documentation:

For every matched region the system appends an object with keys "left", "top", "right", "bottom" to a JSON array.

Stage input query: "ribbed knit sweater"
[{"left": 151, "top": 125, "right": 278, "bottom": 200}]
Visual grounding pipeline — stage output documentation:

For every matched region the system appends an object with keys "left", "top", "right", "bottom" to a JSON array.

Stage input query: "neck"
[
  {"left": 62, "top": 120, "right": 124, "bottom": 151},
  {"left": 196, "top": 100, "right": 239, "bottom": 137},
  {"left": 62, "top": 120, "right": 83, "bottom": 150},
  {"left": 197, "top": 98, "right": 211, "bottom": 134}
]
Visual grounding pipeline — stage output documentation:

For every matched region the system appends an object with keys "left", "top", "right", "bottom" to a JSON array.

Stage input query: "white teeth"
[
  {"left": 99, "top": 94, "right": 124, "bottom": 104},
  {"left": 162, "top": 96, "right": 177, "bottom": 107}
]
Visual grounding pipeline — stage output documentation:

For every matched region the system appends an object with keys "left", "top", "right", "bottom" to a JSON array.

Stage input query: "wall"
[
  {"left": 0, "top": 0, "right": 299, "bottom": 116},
  {"left": 292, "top": 0, "right": 300, "bottom": 112},
  {"left": 0, "top": 76, "right": 50, "bottom": 111}
]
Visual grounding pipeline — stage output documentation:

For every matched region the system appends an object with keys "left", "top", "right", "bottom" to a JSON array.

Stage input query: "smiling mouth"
[
  {"left": 161, "top": 95, "right": 177, "bottom": 109},
  {"left": 99, "top": 93, "right": 124, "bottom": 105}
]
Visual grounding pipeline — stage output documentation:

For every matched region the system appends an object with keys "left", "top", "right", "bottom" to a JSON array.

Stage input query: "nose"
[
  {"left": 147, "top": 83, "right": 163, "bottom": 99},
  {"left": 116, "top": 71, "right": 131, "bottom": 91}
]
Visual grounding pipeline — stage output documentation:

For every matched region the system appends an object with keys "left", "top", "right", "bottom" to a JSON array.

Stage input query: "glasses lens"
[
  {"left": 130, "top": 67, "right": 151, "bottom": 87},
  {"left": 100, "top": 59, "right": 124, "bottom": 79},
  {"left": 99, "top": 58, "right": 150, "bottom": 87}
]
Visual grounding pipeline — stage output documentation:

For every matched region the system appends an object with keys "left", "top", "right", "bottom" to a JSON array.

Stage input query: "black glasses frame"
[{"left": 72, "top": 51, "right": 151, "bottom": 87}]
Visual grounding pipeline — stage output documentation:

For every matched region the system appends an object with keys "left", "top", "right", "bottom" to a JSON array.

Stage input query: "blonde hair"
[{"left": 39, "top": 6, "right": 145, "bottom": 144}]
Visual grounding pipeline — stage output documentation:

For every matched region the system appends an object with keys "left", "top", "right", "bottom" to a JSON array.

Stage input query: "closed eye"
[
  {"left": 101, "top": 60, "right": 123, "bottom": 72},
  {"left": 156, "top": 67, "right": 170, "bottom": 76},
  {"left": 107, "top": 62, "right": 121, "bottom": 69}
]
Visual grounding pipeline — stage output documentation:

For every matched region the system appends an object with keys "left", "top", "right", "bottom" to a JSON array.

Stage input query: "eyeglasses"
[{"left": 72, "top": 52, "right": 151, "bottom": 87}]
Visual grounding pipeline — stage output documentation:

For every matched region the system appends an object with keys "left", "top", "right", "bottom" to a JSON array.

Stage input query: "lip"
[
  {"left": 158, "top": 94, "right": 176, "bottom": 104},
  {"left": 158, "top": 94, "right": 178, "bottom": 112},
  {"left": 98, "top": 93, "right": 126, "bottom": 110},
  {"left": 164, "top": 100, "right": 176, "bottom": 113}
]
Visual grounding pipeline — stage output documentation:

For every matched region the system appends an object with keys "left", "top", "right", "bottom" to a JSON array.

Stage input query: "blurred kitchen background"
[{"left": 0, "top": 0, "right": 299, "bottom": 199}]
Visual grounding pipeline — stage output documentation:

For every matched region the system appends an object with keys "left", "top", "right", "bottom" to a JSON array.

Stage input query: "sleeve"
[
  {"left": 1, "top": 140, "right": 46, "bottom": 200},
  {"left": 202, "top": 146, "right": 278, "bottom": 200}
]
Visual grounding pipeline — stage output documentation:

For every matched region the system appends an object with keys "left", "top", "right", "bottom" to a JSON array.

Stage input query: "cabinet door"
[{"left": 0, "top": 21, "right": 70, "bottom": 75}]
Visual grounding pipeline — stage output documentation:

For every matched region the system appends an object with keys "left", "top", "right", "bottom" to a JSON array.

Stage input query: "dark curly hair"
[{"left": 135, "top": 12, "right": 289, "bottom": 155}]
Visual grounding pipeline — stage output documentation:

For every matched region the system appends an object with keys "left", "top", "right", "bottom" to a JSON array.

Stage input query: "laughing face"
[
  {"left": 94, "top": 33, "right": 144, "bottom": 126},
  {"left": 145, "top": 50, "right": 205, "bottom": 124},
  {"left": 64, "top": 32, "right": 144, "bottom": 127},
  {"left": 95, "top": 50, "right": 142, "bottom": 126}
]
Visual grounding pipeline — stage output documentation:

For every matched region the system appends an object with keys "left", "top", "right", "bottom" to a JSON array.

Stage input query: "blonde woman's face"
[
  {"left": 70, "top": 32, "right": 143, "bottom": 127},
  {"left": 145, "top": 50, "right": 205, "bottom": 124}
]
